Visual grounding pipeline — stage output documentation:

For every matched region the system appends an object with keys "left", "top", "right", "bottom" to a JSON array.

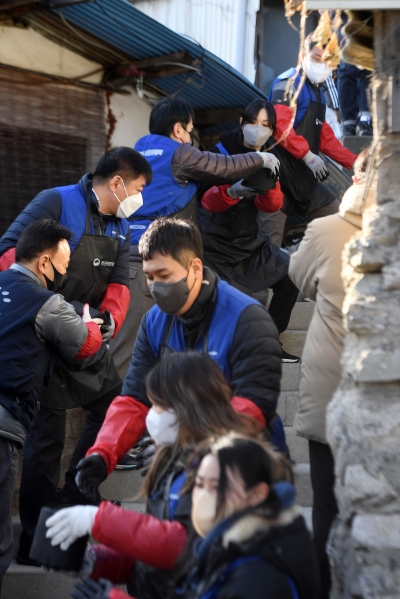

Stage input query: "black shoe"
[
  {"left": 341, "top": 124, "right": 356, "bottom": 137},
  {"left": 16, "top": 551, "right": 41, "bottom": 568},
  {"left": 281, "top": 349, "right": 300, "bottom": 363},
  {"left": 56, "top": 488, "right": 121, "bottom": 507},
  {"left": 356, "top": 119, "right": 373, "bottom": 136}
]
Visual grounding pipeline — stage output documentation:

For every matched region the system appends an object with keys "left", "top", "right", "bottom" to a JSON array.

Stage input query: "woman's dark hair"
[
  {"left": 142, "top": 353, "right": 257, "bottom": 499},
  {"left": 93, "top": 147, "right": 152, "bottom": 185},
  {"left": 149, "top": 97, "right": 195, "bottom": 137},
  {"left": 240, "top": 99, "right": 277, "bottom": 135},
  {"left": 139, "top": 217, "right": 203, "bottom": 267},
  {"left": 16, "top": 219, "right": 72, "bottom": 263}
]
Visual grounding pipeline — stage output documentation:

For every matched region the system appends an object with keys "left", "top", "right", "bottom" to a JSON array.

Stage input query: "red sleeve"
[
  {"left": 0, "top": 247, "right": 16, "bottom": 271},
  {"left": 74, "top": 321, "right": 103, "bottom": 359},
  {"left": 254, "top": 182, "right": 283, "bottom": 213},
  {"left": 92, "top": 502, "right": 188, "bottom": 570},
  {"left": 86, "top": 395, "right": 148, "bottom": 473},
  {"left": 90, "top": 544, "right": 136, "bottom": 584},
  {"left": 109, "top": 589, "right": 135, "bottom": 599},
  {"left": 231, "top": 396, "right": 266, "bottom": 429},
  {"left": 201, "top": 184, "right": 239, "bottom": 213},
  {"left": 320, "top": 121, "right": 357, "bottom": 169},
  {"left": 99, "top": 283, "right": 130, "bottom": 337},
  {"left": 274, "top": 104, "right": 310, "bottom": 160}
]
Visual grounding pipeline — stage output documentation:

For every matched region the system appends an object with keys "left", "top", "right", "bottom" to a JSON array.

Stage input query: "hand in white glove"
[
  {"left": 257, "top": 152, "right": 280, "bottom": 181},
  {"left": 82, "top": 304, "right": 104, "bottom": 328},
  {"left": 46, "top": 505, "right": 98, "bottom": 551},
  {"left": 226, "top": 179, "right": 260, "bottom": 200},
  {"left": 302, "top": 151, "right": 329, "bottom": 181}
]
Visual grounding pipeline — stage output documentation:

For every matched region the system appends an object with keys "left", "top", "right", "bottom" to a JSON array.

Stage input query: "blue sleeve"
[
  {"left": 121, "top": 313, "right": 156, "bottom": 405},
  {"left": 0, "top": 189, "right": 62, "bottom": 256}
]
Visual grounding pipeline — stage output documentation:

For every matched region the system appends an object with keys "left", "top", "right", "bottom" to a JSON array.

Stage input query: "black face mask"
[{"left": 43, "top": 260, "right": 68, "bottom": 292}]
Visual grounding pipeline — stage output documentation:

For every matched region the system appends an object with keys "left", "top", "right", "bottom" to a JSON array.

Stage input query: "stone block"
[
  {"left": 285, "top": 428, "right": 309, "bottom": 463},
  {"left": 287, "top": 302, "right": 315, "bottom": 331},
  {"left": 280, "top": 330, "right": 307, "bottom": 357},
  {"left": 293, "top": 463, "right": 313, "bottom": 507},
  {"left": 281, "top": 363, "right": 301, "bottom": 392},
  {"left": 100, "top": 469, "right": 144, "bottom": 503},
  {"left": 277, "top": 391, "right": 299, "bottom": 426}
]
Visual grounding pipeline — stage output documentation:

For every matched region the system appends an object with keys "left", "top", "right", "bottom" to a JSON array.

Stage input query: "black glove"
[
  {"left": 75, "top": 455, "right": 107, "bottom": 503},
  {"left": 71, "top": 577, "right": 113, "bottom": 599}
]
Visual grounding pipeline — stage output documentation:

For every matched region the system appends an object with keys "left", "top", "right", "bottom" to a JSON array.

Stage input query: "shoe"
[
  {"left": 341, "top": 124, "right": 356, "bottom": 137},
  {"left": 356, "top": 119, "right": 373, "bottom": 136},
  {"left": 115, "top": 453, "right": 140, "bottom": 470},
  {"left": 16, "top": 552, "right": 41, "bottom": 568},
  {"left": 281, "top": 349, "right": 300, "bottom": 363},
  {"left": 56, "top": 488, "right": 121, "bottom": 507}
]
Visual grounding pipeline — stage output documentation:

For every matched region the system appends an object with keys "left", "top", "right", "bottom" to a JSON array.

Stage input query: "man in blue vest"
[
  {"left": 0, "top": 147, "right": 152, "bottom": 565},
  {"left": 109, "top": 97, "right": 280, "bottom": 382},
  {"left": 74, "top": 218, "right": 283, "bottom": 501},
  {"left": 0, "top": 219, "right": 104, "bottom": 592}
]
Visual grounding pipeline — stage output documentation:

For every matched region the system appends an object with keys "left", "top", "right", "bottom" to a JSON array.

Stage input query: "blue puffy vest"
[
  {"left": 131, "top": 135, "right": 198, "bottom": 244},
  {"left": 0, "top": 269, "right": 54, "bottom": 430},
  {"left": 146, "top": 280, "right": 259, "bottom": 381},
  {"left": 56, "top": 184, "right": 129, "bottom": 252}
]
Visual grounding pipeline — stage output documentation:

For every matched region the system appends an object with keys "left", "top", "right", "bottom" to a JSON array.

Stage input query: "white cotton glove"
[
  {"left": 46, "top": 506, "right": 98, "bottom": 551},
  {"left": 256, "top": 152, "right": 280, "bottom": 181},
  {"left": 302, "top": 150, "right": 329, "bottom": 181},
  {"left": 82, "top": 304, "right": 104, "bottom": 327}
]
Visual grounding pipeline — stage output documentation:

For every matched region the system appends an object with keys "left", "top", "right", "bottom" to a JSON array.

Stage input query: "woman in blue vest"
[
  {"left": 46, "top": 353, "right": 256, "bottom": 599},
  {"left": 197, "top": 99, "right": 300, "bottom": 363}
]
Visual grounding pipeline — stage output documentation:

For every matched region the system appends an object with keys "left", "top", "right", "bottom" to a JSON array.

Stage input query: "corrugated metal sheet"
[
  {"left": 132, "top": 0, "right": 260, "bottom": 82},
  {"left": 57, "top": 0, "right": 267, "bottom": 111}
]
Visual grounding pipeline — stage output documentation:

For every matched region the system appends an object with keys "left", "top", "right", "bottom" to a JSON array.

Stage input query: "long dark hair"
[
  {"left": 240, "top": 99, "right": 277, "bottom": 135},
  {"left": 142, "top": 353, "right": 258, "bottom": 499}
]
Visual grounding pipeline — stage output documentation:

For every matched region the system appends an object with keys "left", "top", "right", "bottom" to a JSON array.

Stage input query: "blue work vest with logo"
[
  {"left": 146, "top": 280, "right": 259, "bottom": 381},
  {"left": 131, "top": 135, "right": 198, "bottom": 244},
  {"left": 56, "top": 183, "right": 128, "bottom": 253}
]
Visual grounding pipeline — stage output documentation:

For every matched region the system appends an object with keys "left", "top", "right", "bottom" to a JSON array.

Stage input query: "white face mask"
[
  {"left": 145, "top": 407, "right": 179, "bottom": 447},
  {"left": 302, "top": 56, "right": 333, "bottom": 85},
  {"left": 191, "top": 487, "right": 217, "bottom": 538},
  {"left": 114, "top": 179, "right": 144, "bottom": 219},
  {"left": 243, "top": 124, "right": 273, "bottom": 148}
]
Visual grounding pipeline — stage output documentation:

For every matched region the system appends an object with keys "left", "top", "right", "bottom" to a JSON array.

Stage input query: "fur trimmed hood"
[{"left": 222, "top": 505, "right": 302, "bottom": 548}]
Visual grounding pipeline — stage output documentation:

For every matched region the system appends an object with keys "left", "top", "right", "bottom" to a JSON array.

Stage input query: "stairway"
[{"left": 3, "top": 300, "right": 314, "bottom": 598}]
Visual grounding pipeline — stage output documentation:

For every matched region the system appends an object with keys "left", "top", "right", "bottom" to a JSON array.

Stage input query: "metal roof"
[{"left": 57, "top": 0, "right": 267, "bottom": 111}]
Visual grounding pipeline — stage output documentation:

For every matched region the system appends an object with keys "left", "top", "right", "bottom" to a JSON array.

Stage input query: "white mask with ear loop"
[
  {"left": 114, "top": 179, "right": 144, "bottom": 219},
  {"left": 145, "top": 408, "right": 180, "bottom": 447},
  {"left": 302, "top": 56, "right": 333, "bottom": 85}
]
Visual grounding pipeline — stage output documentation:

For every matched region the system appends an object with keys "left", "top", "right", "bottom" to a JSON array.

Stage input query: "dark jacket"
[
  {"left": 0, "top": 174, "right": 130, "bottom": 289},
  {"left": 122, "top": 268, "right": 281, "bottom": 422},
  {"left": 188, "top": 505, "right": 319, "bottom": 599}
]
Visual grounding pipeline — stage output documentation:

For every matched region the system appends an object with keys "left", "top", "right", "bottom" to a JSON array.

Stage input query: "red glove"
[
  {"left": 99, "top": 283, "right": 130, "bottom": 338},
  {"left": 320, "top": 121, "right": 357, "bottom": 169},
  {"left": 274, "top": 104, "right": 310, "bottom": 160},
  {"left": 201, "top": 184, "right": 240, "bottom": 212},
  {"left": 0, "top": 247, "right": 16, "bottom": 271},
  {"left": 86, "top": 395, "right": 149, "bottom": 473},
  {"left": 231, "top": 396, "right": 266, "bottom": 429},
  {"left": 89, "top": 544, "right": 136, "bottom": 584},
  {"left": 75, "top": 321, "right": 103, "bottom": 359},
  {"left": 92, "top": 501, "right": 188, "bottom": 570}
]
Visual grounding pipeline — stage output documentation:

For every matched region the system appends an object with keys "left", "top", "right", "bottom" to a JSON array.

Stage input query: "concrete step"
[
  {"left": 277, "top": 391, "right": 299, "bottom": 426},
  {"left": 287, "top": 302, "right": 315, "bottom": 330},
  {"left": 3, "top": 564, "right": 78, "bottom": 599},
  {"left": 293, "top": 463, "right": 313, "bottom": 508},
  {"left": 99, "top": 468, "right": 145, "bottom": 503},
  {"left": 280, "top": 330, "right": 307, "bottom": 358},
  {"left": 285, "top": 427, "right": 309, "bottom": 463},
  {"left": 281, "top": 362, "right": 301, "bottom": 392}
]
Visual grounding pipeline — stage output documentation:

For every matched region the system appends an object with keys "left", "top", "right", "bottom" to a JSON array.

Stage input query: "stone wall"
[{"left": 326, "top": 10, "right": 400, "bottom": 598}]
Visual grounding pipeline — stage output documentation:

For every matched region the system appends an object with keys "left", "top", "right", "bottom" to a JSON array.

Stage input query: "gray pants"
[
  {"left": 110, "top": 263, "right": 154, "bottom": 381},
  {"left": 0, "top": 437, "right": 19, "bottom": 595},
  {"left": 257, "top": 200, "right": 340, "bottom": 248}
]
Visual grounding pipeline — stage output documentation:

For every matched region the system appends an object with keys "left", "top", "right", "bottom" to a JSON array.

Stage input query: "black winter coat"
[{"left": 187, "top": 506, "right": 319, "bottom": 599}]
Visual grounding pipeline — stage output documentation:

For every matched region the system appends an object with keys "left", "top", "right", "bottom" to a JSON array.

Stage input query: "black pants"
[
  {"left": 18, "top": 385, "right": 121, "bottom": 558},
  {"left": 268, "top": 274, "right": 299, "bottom": 335},
  {"left": 309, "top": 440, "right": 338, "bottom": 599},
  {"left": 0, "top": 437, "right": 18, "bottom": 595}
]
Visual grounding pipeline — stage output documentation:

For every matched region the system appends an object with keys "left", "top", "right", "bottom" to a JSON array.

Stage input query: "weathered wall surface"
[{"left": 327, "top": 10, "right": 400, "bottom": 598}]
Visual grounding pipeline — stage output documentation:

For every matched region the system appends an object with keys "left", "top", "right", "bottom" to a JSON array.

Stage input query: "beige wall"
[{"left": 109, "top": 88, "right": 152, "bottom": 148}]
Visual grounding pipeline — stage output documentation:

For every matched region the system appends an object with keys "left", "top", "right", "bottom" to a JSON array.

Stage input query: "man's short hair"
[
  {"left": 93, "top": 147, "right": 152, "bottom": 185},
  {"left": 16, "top": 219, "right": 73, "bottom": 263},
  {"left": 139, "top": 217, "right": 203, "bottom": 267},
  {"left": 149, "top": 98, "right": 195, "bottom": 137},
  {"left": 304, "top": 33, "right": 323, "bottom": 53},
  {"left": 353, "top": 147, "right": 372, "bottom": 180}
]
